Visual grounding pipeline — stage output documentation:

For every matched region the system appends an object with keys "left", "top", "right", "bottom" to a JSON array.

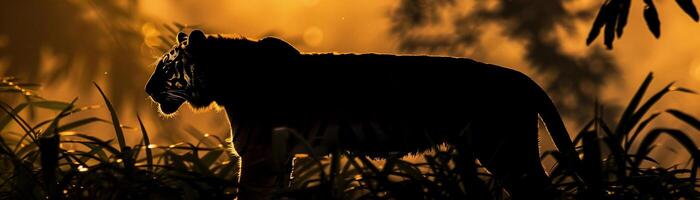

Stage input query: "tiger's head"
[{"left": 145, "top": 30, "right": 214, "bottom": 116}]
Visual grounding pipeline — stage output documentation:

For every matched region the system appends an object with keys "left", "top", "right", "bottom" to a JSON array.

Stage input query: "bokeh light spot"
[
  {"left": 303, "top": 27, "right": 324, "bottom": 47},
  {"left": 692, "top": 64, "right": 700, "bottom": 81},
  {"left": 77, "top": 165, "right": 88, "bottom": 172}
]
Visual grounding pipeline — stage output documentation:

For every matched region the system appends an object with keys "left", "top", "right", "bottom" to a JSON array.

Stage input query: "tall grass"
[
  {"left": 0, "top": 72, "right": 698, "bottom": 199},
  {"left": 279, "top": 73, "right": 700, "bottom": 200},
  {"left": 559, "top": 73, "right": 700, "bottom": 199},
  {"left": 0, "top": 78, "right": 239, "bottom": 200}
]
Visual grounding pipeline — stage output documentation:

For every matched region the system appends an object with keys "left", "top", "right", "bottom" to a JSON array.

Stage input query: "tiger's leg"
[
  {"left": 472, "top": 111, "right": 553, "bottom": 199},
  {"left": 235, "top": 123, "right": 290, "bottom": 200},
  {"left": 270, "top": 127, "right": 296, "bottom": 190},
  {"left": 225, "top": 137, "right": 243, "bottom": 194}
]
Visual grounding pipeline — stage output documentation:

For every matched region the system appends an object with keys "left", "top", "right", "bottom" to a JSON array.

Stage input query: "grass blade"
[
  {"left": 644, "top": 0, "right": 661, "bottom": 38},
  {"left": 667, "top": 109, "right": 700, "bottom": 132},
  {"left": 201, "top": 149, "right": 224, "bottom": 168},
  {"left": 625, "top": 82, "right": 682, "bottom": 137},
  {"left": 57, "top": 117, "right": 109, "bottom": 132},
  {"left": 627, "top": 112, "right": 661, "bottom": 150},
  {"left": 0, "top": 103, "right": 27, "bottom": 131},
  {"left": 39, "top": 98, "right": 75, "bottom": 200},
  {"left": 635, "top": 128, "right": 700, "bottom": 171},
  {"left": 676, "top": 0, "right": 700, "bottom": 21},
  {"left": 586, "top": 1, "right": 608, "bottom": 45},
  {"left": 581, "top": 130, "right": 602, "bottom": 199},
  {"left": 137, "top": 114, "right": 153, "bottom": 171},
  {"left": 616, "top": 72, "right": 653, "bottom": 136},
  {"left": 93, "top": 82, "right": 127, "bottom": 152},
  {"left": 0, "top": 102, "right": 36, "bottom": 141},
  {"left": 655, "top": 129, "right": 698, "bottom": 190},
  {"left": 29, "top": 100, "right": 72, "bottom": 111}
]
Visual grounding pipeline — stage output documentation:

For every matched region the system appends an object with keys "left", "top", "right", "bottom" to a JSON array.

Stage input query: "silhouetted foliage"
[
  {"left": 0, "top": 80, "right": 239, "bottom": 199},
  {"left": 390, "top": 0, "right": 620, "bottom": 122},
  {"left": 587, "top": 0, "right": 700, "bottom": 49}
]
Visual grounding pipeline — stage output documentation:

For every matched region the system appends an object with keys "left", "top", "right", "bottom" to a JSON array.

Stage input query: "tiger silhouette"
[{"left": 145, "top": 30, "right": 582, "bottom": 199}]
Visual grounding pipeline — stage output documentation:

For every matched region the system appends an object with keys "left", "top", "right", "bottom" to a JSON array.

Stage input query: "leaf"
[
  {"left": 14, "top": 141, "right": 37, "bottom": 159},
  {"left": 78, "top": 143, "right": 109, "bottom": 163},
  {"left": 616, "top": 0, "right": 632, "bottom": 37},
  {"left": 381, "top": 157, "right": 398, "bottom": 176},
  {"left": 0, "top": 132, "right": 15, "bottom": 157},
  {"left": 183, "top": 152, "right": 214, "bottom": 176},
  {"left": 626, "top": 82, "right": 679, "bottom": 137},
  {"left": 214, "top": 162, "right": 236, "bottom": 179},
  {"left": 93, "top": 83, "right": 127, "bottom": 152},
  {"left": 57, "top": 117, "right": 109, "bottom": 132},
  {"left": 201, "top": 149, "right": 224, "bottom": 168},
  {"left": 598, "top": 119, "right": 631, "bottom": 172},
  {"left": 65, "top": 133, "right": 121, "bottom": 155},
  {"left": 676, "top": 0, "right": 700, "bottom": 21},
  {"left": 616, "top": 72, "right": 653, "bottom": 136},
  {"left": 30, "top": 100, "right": 72, "bottom": 110},
  {"left": 39, "top": 98, "right": 75, "bottom": 199},
  {"left": 666, "top": 109, "right": 700, "bottom": 131},
  {"left": 573, "top": 119, "right": 595, "bottom": 144},
  {"left": 626, "top": 112, "right": 661, "bottom": 150},
  {"left": 394, "top": 159, "right": 426, "bottom": 180},
  {"left": 137, "top": 114, "right": 153, "bottom": 171},
  {"left": 16, "top": 83, "right": 40, "bottom": 88},
  {"left": 167, "top": 152, "right": 188, "bottom": 170},
  {"left": 357, "top": 156, "right": 381, "bottom": 175},
  {"left": 185, "top": 126, "right": 215, "bottom": 147},
  {"left": 294, "top": 156, "right": 319, "bottom": 174},
  {"left": 634, "top": 128, "right": 700, "bottom": 181},
  {"left": 292, "top": 157, "right": 324, "bottom": 186},
  {"left": 0, "top": 103, "right": 27, "bottom": 131},
  {"left": 671, "top": 86, "right": 697, "bottom": 94},
  {"left": 11, "top": 159, "right": 39, "bottom": 199},
  {"left": 644, "top": 1, "right": 661, "bottom": 38},
  {"left": 581, "top": 130, "right": 603, "bottom": 198},
  {"left": 604, "top": 3, "right": 618, "bottom": 49},
  {"left": 586, "top": 1, "right": 610, "bottom": 45}
]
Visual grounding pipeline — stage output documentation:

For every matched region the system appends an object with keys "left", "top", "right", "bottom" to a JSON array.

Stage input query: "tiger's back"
[{"left": 224, "top": 53, "right": 537, "bottom": 156}]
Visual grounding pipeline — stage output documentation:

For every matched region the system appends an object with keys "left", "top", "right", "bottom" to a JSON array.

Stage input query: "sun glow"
[{"left": 691, "top": 63, "right": 700, "bottom": 81}]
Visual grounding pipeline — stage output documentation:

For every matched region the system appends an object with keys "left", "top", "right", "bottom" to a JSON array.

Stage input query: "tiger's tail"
[{"left": 533, "top": 82, "right": 583, "bottom": 177}]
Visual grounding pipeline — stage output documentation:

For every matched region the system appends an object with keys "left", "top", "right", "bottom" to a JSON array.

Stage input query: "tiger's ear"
[
  {"left": 177, "top": 32, "right": 187, "bottom": 43},
  {"left": 188, "top": 30, "right": 206, "bottom": 47}
]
